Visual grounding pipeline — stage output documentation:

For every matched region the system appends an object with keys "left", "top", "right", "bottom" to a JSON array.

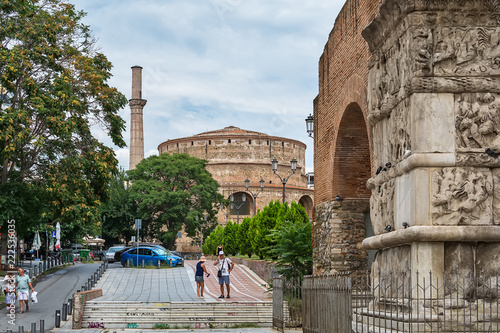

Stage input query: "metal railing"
[{"left": 273, "top": 270, "right": 500, "bottom": 333}]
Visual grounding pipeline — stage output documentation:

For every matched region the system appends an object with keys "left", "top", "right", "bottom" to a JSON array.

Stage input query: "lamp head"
[
  {"left": 245, "top": 178, "right": 250, "bottom": 190},
  {"left": 290, "top": 158, "right": 297, "bottom": 171},
  {"left": 305, "top": 114, "right": 314, "bottom": 137},
  {"left": 271, "top": 157, "right": 278, "bottom": 171},
  {"left": 230, "top": 194, "right": 234, "bottom": 202},
  {"left": 259, "top": 177, "right": 265, "bottom": 189},
  {"left": 242, "top": 193, "right": 246, "bottom": 202}
]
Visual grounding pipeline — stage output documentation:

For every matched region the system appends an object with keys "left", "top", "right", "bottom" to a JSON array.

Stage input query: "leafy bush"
[
  {"left": 223, "top": 221, "right": 239, "bottom": 255},
  {"left": 238, "top": 217, "right": 253, "bottom": 258},
  {"left": 203, "top": 225, "right": 224, "bottom": 256}
]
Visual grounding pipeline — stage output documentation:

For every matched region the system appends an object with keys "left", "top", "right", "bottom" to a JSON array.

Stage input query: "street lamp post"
[
  {"left": 196, "top": 214, "right": 208, "bottom": 256},
  {"left": 271, "top": 157, "right": 297, "bottom": 204},
  {"left": 245, "top": 177, "right": 265, "bottom": 216},
  {"left": 230, "top": 193, "right": 246, "bottom": 224},
  {"left": 220, "top": 202, "right": 230, "bottom": 223}
]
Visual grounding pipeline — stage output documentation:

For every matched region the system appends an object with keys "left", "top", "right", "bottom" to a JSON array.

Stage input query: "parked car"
[
  {"left": 72, "top": 250, "right": 80, "bottom": 260},
  {"left": 114, "top": 243, "right": 169, "bottom": 262},
  {"left": 105, "top": 246, "right": 125, "bottom": 262},
  {"left": 121, "top": 246, "right": 183, "bottom": 267}
]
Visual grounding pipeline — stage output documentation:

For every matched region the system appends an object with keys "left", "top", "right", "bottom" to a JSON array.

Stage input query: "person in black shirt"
[{"left": 216, "top": 243, "right": 223, "bottom": 257}]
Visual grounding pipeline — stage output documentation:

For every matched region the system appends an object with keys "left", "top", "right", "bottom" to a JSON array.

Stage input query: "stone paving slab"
[{"left": 93, "top": 266, "right": 201, "bottom": 302}]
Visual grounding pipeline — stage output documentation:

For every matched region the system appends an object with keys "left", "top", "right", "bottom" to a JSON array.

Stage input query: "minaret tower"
[{"left": 129, "top": 66, "right": 147, "bottom": 170}]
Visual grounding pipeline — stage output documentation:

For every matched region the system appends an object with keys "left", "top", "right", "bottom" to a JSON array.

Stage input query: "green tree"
[
  {"left": 100, "top": 169, "right": 136, "bottom": 246},
  {"left": 223, "top": 221, "right": 239, "bottom": 256},
  {"left": 269, "top": 221, "right": 313, "bottom": 280},
  {"left": 128, "top": 153, "right": 224, "bottom": 249},
  {"left": 0, "top": 0, "right": 127, "bottom": 234},
  {"left": 250, "top": 200, "right": 283, "bottom": 259},
  {"left": 276, "top": 202, "right": 309, "bottom": 228},
  {"left": 237, "top": 217, "right": 253, "bottom": 258},
  {"left": 203, "top": 225, "right": 224, "bottom": 256}
]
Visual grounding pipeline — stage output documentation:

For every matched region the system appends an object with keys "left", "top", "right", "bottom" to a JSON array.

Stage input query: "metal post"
[
  {"left": 34, "top": 265, "right": 38, "bottom": 276},
  {"left": 18, "top": 326, "right": 24, "bottom": 333},
  {"left": 282, "top": 180, "right": 286, "bottom": 204},
  {"left": 31, "top": 323, "right": 36, "bottom": 333},
  {"left": 94, "top": 272, "right": 98, "bottom": 283},
  {"left": 89, "top": 277, "right": 93, "bottom": 288},
  {"left": 62, "top": 302, "right": 68, "bottom": 321},
  {"left": 55, "top": 309, "right": 61, "bottom": 328},
  {"left": 39, "top": 262, "right": 42, "bottom": 274},
  {"left": 142, "top": 258, "right": 145, "bottom": 268},
  {"left": 68, "top": 298, "right": 72, "bottom": 314},
  {"left": 39, "top": 320, "right": 44, "bottom": 333},
  {"left": 158, "top": 259, "right": 161, "bottom": 269}
]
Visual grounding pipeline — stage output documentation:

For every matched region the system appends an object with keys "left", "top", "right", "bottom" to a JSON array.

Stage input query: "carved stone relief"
[
  {"left": 370, "top": 179, "right": 395, "bottom": 234},
  {"left": 493, "top": 168, "right": 500, "bottom": 225},
  {"left": 389, "top": 103, "right": 411, "bottom": 163},
  {"left": 432, "top": 167, "right": 493, "bottom": 225},
  {"left": 412, "top": 28, "right": 433, "bottom": 75},
  {"left": 434, "top": 27, "right": 500, "bottom": 76},
  {"left": 455, "top": 93, "right": 500, "bottom": 151}
]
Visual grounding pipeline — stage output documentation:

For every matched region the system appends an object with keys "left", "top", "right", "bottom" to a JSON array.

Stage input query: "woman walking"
[{"left": 195, "top": 256, "right": 210, "bottom": 298}]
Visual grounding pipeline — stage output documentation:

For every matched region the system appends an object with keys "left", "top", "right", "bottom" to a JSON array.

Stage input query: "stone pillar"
[
  {"left": 129, "top": 66, "right": 147, "bottom": 170},
  {"left": 362, "top": 0, "right": 500, "bottom": 281}
]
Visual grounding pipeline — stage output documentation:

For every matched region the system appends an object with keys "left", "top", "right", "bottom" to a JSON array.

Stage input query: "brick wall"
[
  {"left": 314, "top": 0, "right": 380, "bottom": 205},
  {"left": 313, "top": 0, "right": 381, "bottom": 274}
]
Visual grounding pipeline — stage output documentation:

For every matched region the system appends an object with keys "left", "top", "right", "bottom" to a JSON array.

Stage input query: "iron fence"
[{"left": 273, "top": 270, "right": 500, "bottom": 333}]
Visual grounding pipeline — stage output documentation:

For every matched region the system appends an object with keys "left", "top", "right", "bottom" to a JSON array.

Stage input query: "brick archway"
[{"left": 332, "top": 102, "right": 371, "bottom": 200}]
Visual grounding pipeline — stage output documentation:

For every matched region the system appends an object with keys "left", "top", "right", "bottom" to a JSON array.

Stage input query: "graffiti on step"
[
  {"left": 189, "top": 317, "right": 214, "bottom": 321},
  {"left": 195, "top": 323, "right": 208, "bottom": 329},
  {"left": 126, "top": 312, "right": 155, "bottom": 316},
  {"left": 125, "top": 323, "right": 138, "bottom": 328},
  {"left": 87, "top": 322, "right": 104, "bottom": 328}
]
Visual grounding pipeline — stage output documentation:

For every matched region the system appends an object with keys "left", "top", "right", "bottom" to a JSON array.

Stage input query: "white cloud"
[{"left": 71, "top": 0, "right": 343, "bottom": 170}]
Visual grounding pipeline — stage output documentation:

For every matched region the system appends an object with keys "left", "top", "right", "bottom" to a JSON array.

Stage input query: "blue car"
[{"left": 121, "top": 246, "right": 183, "bottom": 267}]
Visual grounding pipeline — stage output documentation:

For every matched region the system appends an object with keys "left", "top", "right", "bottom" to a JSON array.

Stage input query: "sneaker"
[
  {"left": 226, "top": 295, "right": 230, "bottom": 299},
  {"left": 218, "top": 295, "right": 224, "bottom": 299}
]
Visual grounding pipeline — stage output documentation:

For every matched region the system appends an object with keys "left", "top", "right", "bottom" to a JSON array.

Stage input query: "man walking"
[
  {"left": 213, "top": 251, "right": 234, "bottom": 299},
  {"left": 15, "top": 268, "right": 34, "bottom": 313}
]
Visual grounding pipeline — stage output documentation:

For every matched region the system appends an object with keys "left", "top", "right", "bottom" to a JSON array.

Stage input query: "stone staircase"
[{"left": 81, "top": 300, "right": 273, "bottom": 330}]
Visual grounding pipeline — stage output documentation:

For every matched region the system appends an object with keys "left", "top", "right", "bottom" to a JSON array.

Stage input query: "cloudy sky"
[{"left": 71, "top": 0, "right": 343, "bottom": 171}]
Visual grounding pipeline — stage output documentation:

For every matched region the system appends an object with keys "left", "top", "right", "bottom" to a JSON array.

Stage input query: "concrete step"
[{"left": 81, "top": 301, "right": 273, "bottom": 329}]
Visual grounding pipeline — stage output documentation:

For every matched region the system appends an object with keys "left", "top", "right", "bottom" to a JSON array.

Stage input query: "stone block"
[{"left": 410, "top": 93, "right": 455, "bottom": 154}]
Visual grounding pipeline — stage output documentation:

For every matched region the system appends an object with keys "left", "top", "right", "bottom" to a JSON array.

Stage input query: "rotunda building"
[{"left": 157, "top": 126, "right": 314, "bottom": 226}]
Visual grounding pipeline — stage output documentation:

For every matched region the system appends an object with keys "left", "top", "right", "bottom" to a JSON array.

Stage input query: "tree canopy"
[
  {"left": 100, "top": 169, "right": 136, "bottom": 246},
  {"left": 128, "top": 153, "right": 224, "bottom": 249},
  {"left": 0, "top": 0, "right": 127, "bottom": 237}
]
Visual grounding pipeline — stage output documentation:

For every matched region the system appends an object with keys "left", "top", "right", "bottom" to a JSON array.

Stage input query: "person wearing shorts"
[
  {"left": 213, "top": 251, "right": 234, "bottom": 299},
  {"left": 16, "top": 268, "right": 34, "bottom": 314},
  {"left": 195, "top": 256, "right": 209, "bottom": 298}
]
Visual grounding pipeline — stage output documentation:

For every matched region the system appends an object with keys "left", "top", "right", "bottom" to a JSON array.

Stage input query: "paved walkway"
[
  {"left": 94, "top": 264, "right": 200, "bottom": 302},
  {"left": 91, "top": 260, "right": 271, "bottom": 303},
  {"left": 51, "top": 260, "right": 275, "bottom": 332}
]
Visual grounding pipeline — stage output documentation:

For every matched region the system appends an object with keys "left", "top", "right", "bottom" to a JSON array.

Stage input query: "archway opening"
[
  {"left": 229, "top": 192, "right": 251, "bottom": 223},
  {"left": 298, "top": 195, "right": 314, "bottom": 218},
  {"left": 333, "top": 103, "right": 371, "bottom": 200}
]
